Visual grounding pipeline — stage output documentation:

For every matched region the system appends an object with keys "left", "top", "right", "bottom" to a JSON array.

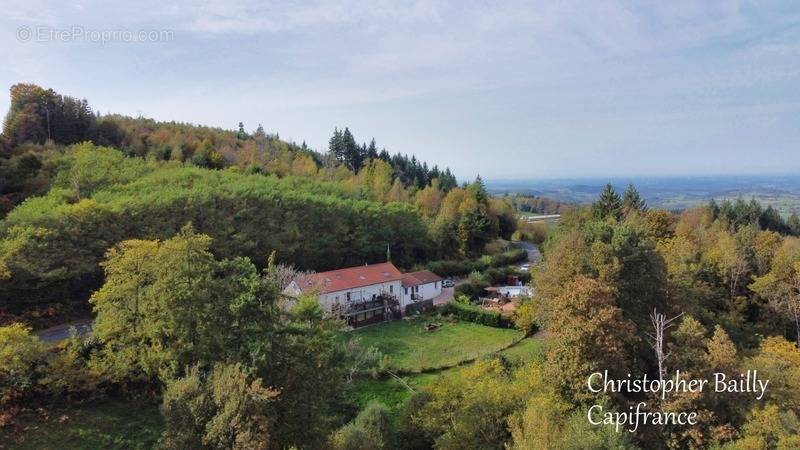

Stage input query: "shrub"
[
  {"left": 0, "top": 323, "right": 46, "bottom": 403},
  {"left": 440, "top": 302, "right": 513, "bottom": 328},
  {"left": 425, "top": 248, "right": 528, "bottom": 278},
  {"left": 39, "top": 343, "right": 102, "bottom": 399},
  {"left": 394, "top": 391, "right": 435, "bottom": 450},
  {"left": 158, "top": 363, "right": 278, "bottom": 450},
  {"left": 354, "top": 402, "right": 393, "bottom": 449},
  {"left": 331, "top": 423, "right": 381, "bottom": 450},
  {"left": 512, "top": 297, "right": 539, "bottom": 336}
]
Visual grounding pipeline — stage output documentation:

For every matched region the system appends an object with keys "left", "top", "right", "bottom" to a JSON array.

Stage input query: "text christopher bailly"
[{"left": 585, "top": 370, "right": 769, "bottom": 432}]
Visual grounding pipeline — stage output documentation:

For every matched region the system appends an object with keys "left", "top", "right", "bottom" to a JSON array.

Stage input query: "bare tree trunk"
[
  {"left": 793, "top": 308, "right": 800, "bottom": 348},
  {"left": 648, "top": 309, "right": 683, "bottom": 382}
]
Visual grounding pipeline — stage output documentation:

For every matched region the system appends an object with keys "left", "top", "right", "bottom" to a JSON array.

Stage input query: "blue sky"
[{"left": 2, "top": 1, "right": 799, "bottom": 180}]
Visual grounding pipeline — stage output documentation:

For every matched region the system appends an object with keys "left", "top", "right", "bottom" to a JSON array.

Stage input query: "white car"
[{"left": 442, "top": 279, "right": 455, "bottom": 288}]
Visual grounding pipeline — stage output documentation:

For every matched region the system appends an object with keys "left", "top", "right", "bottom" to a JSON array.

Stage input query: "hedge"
[
  {"left": 426, "top": 248, "right": 527, "bottom": 277},
  {"left": 439, "top": 302, "right": 514, "bottom": 329}
]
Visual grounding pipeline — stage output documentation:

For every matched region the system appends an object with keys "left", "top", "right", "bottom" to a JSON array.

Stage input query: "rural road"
[
  {"left": 36, "top": 319, "right": 93, "bottom": 343},
  {"left": 512, "top": 240, "right": 541, "bottom": 265}
]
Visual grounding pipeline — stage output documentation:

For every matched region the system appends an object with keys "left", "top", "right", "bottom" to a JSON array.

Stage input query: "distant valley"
[{"left": 487, "top": 174, "right": 800, "bottom": 216}]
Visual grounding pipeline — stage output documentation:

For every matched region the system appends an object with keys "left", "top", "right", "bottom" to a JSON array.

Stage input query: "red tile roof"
[
  {"left": 402, "top": 270, "right": 443, "bottom": 287},
  {"left": 294, "top": 262, "right": 404, "bottom": 294}
]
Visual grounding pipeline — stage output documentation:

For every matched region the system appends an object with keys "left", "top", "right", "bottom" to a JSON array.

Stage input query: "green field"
[
  {"left": 350, "top": 317, "right": 525, "bottom": 373},
  {"left": 348, "top": 318, "right": 545, "bottom": 409},
  {"left": 0, "top": 400, "right": 162, "bottom": 450},
  {"left": 349, "top": 337, "right": 544, "bottom": 409}
]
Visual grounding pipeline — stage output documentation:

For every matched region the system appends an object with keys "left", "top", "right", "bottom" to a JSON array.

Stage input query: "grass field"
[
  {"left": 350, "top": 317, "right": 526, "bottom": 373},
  {"left": 348, "top": 323, "right": 545, "bottom": 410},
  {"left": 0, "top": 400, "right": 162, "bottom": 450}
]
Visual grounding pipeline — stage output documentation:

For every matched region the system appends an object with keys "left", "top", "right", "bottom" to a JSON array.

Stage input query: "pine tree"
[
  {"left": 592, "top": 183, "right": 622, "bottom": 219},
  {"left": 788, "top": 213, "right": 800, "bottom": 236},
  {"left": 254, "top": 124, "right": 266, "bottom": 139},
  {"left": 621, "top": 183, "right": 647, "bottom": 215},
  {"left": 367, "top": 138, "right": 378, "bottom": 160},
  {"left": 328, "top": 128, "right": 344, "bottom": 161},
  {"left": 709, "top": 199, "right": 720, "bottom": 219}
]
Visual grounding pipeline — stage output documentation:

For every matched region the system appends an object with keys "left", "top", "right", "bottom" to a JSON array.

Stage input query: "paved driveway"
[{"left": 433, "top": 287, "right": 454, "bottom": 305}]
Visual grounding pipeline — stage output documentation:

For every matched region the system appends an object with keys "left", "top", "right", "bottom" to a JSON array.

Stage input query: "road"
[
  {"left": 36, "top": 319, "right": 93, "bottom": 343},
  {"left": 512, "top": 240, "right": 541, "bottom": 265}
]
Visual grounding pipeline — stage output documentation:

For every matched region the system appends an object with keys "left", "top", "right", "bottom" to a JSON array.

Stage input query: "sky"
[{"left": 1, "top": 0, "right": 799, "bottom": 180}]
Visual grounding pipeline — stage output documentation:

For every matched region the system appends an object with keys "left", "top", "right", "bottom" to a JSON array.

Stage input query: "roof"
[
  {"left": 402, "top": 270, "right": 443, "bottom": 288},
  {"left": 293, "top": 262, "right": 404, "bottom": 294}
]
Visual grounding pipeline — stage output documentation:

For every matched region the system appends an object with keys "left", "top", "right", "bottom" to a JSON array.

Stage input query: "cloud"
[{"left": 1, "top": 0, "right": 798, "bottom": 177}]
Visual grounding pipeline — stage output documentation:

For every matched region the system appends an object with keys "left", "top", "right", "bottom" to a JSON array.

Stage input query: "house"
[
  {"left": 283, "top": 262, "right": 443, "bottom": 327},
  {"left": 401, "top": 270, "right": 443, "bottom": 307}
]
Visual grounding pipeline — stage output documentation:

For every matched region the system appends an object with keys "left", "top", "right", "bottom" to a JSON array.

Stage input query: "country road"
[
  {"left": 512, "top": 240, "right": 541, "bottom": 265},
  {"left": 36, "top": 319, "right": 93, "bottom": 343}
]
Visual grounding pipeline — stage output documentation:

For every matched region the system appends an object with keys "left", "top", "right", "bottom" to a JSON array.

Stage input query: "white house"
[
  {"left": 401, "top": 270, "right": 443, "bottom": 306},
  {"left": 284, "top": 262, "right": 442, "bottom": 327}
]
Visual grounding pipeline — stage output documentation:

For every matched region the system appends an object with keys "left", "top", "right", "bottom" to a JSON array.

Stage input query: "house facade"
[
  {"left": 400, "top": 270, "right": 443, "bottom": 307},
  {"left": 284, "top": 262, "right": 443, "bottom": 327}
]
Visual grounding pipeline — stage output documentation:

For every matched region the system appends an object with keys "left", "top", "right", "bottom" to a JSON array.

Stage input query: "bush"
[
  {"left": 39, "top": 343, "right": 102, "bottom": 399},
  {"left": 440, "top": 302, "right": 514, "bottom": 328},
  {"left": 0, "top": 323, "right": 46, "bottom": 404},
  {"left": 512, "top": 297, "right": 539, "bottom": 336},
  {"left": 394, "top": 392, "right": 435, "bottom": 450},
  {"left": 331, "top": 423, "right": 381, "bottom": 450},
  {"left": 425, "top": 248, "right": 528, "bottom": 278},
  {"left": 354, "top": 402, "right": 393, "bottom": 449},
  {"left": 330, "top": 401, "right": 393, "bottom": 450}
]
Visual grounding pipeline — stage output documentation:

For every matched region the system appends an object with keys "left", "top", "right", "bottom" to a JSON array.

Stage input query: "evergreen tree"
[
  {"left": 340, "top": 127, "right": 365, "bottom": 171},
  {"left": 591, "top": 183, "right": 622, "bottom": 219},
  {"left": 621, "top": 183, "right": 647, "bottom": 215},
  {"left": 709, "top": 199, "right": 720, "bottom": 219},
  {"left": 759, "top": 205, "right": 786, "bottom": 233},
  {"left": 366, "top": 138, "right": 378, "bottom": 160},
  {"left": 788, "top": 213, "right": 800, "bottom": 236},
  {"left": 328, "top": 128, "right": 344, "bottom": 162},
  {"left": 254, "top": 123, "right": 266, "bottom": 139}
]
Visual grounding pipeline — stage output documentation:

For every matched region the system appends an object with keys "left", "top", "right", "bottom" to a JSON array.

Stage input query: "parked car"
[{"left": 442, "top": 279, "right": 455, "bottom": 288}]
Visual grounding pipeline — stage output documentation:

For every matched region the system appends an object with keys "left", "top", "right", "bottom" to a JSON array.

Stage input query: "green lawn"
[
  {"left": 0, "top": 400, "right": 162, "bottom": 450},
  {"left": 350, "top": 317, "right": 525, "bottom": 373},
  {"left": 349, "top": 332, "right": 545, "bottom": 410}
]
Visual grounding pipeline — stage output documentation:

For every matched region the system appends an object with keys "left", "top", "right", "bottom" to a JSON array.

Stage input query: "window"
[
  {"left": 404, "top": 287, "right": 408, "bottom": 295},
  {"left": 389, "top": 285, "right": 393, "bottom": 293},
  {"left": 346, "top": 292, "right": 351, "bottom": 301}
]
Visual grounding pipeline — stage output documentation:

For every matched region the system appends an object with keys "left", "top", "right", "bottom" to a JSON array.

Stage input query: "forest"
[
  {"left": 0, "top": 84, "right": 515, "bottom": 324},
  {"left": 2, "top": 84, "right": 800, "bottom": 450}
]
